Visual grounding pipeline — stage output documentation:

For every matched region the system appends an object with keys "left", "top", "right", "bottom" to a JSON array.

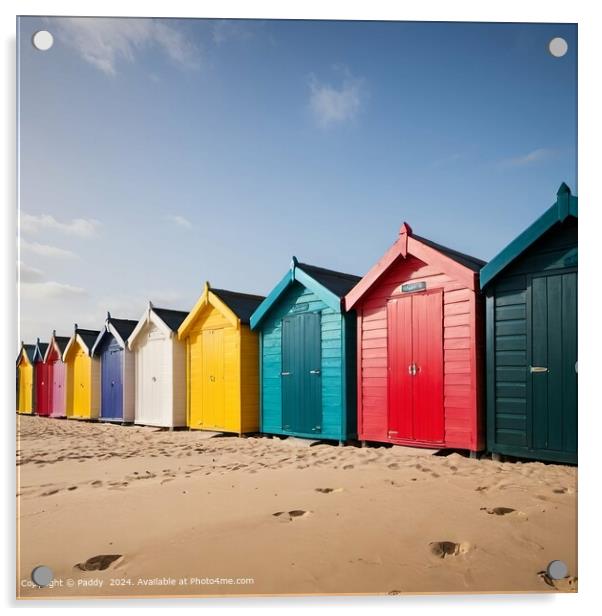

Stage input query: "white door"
[{"left": 139, "top": 327, "right": 166, "bottom": 426}]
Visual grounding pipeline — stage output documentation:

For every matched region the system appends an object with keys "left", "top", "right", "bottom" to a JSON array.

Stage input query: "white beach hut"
[{"left": 127, "top": 302, "right": 189, "bottom": 428}]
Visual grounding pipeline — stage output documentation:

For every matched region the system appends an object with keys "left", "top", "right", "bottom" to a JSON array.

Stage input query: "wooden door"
[
  {"left": 388, "top": 291, "right": 444, "bottom": 443},
  {"left": 101, "top": 340, "right": 123, "bottom": 420},
  {"left": 201, "top": 329, "right": 226, "bottom": 429},
  {"left": 529, "top": 272, "right": 577, "bottom": 459},
  {"left": 18, "top": 363, "right": 33, "bottom": 413},
  {"left": 142, "top": 333, "right": 164, "bottom": 425},
  {"left": 51, "top": 360, "right": 65, "bottom": 416},
  {"left": 281, "top": 312, "right": 322, "bottom": 435},
  {"left": 72, "top": 349, "right": 89, "bottom": 417}
]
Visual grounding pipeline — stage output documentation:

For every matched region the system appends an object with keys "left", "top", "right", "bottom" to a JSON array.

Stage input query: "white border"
[{"left": 3, "top": 1, "right": 600, "bottom": 613}]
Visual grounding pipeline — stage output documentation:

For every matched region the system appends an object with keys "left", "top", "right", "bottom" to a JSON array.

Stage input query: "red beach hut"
[
  {"left": 44, "top": 331, "right": 70, "bottom": 418},
  {"left": 344, "top": 223, "right": 486, "bottom": 453},
  {"left": 33, "top": 338, "right": 50, "bottom": 416}
]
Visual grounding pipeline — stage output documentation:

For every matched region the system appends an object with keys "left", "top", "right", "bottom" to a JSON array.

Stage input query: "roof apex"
[
  {"left": 557, "top": 182, "right": 572, "bottom": 196},
  {"left": 399, "top": 221, "right": 413, "bottom": 236}
]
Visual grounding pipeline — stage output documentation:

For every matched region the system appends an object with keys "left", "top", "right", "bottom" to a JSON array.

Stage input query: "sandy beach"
[{"left": 16, "top": 415, "right": 577, "bottom": 598}]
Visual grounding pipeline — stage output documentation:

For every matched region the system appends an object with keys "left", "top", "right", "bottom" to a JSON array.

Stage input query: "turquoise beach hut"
[{"left": 250, "top": 257, "right": 360, "bottom": 443}]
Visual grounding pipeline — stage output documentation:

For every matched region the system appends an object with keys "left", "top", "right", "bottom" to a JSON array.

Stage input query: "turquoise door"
[
  {"left": 281, "top": 312, "right": 322, "bottom": 435},
  {"left": 529, "top": 271, "right": 577, "bottom": 461}
]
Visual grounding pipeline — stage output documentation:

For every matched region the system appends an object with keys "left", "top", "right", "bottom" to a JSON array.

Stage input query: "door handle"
[
  {"left": 529, "top": 366, "right": 549, "bottom": 373},
  {"left": 281, "top": 371, "right": 291, "bottom": 376},
  {"left": 408, "top": 363, "right": 417, "bottom": 376},
  {"left": 309, "top": 369, "right": 321, "bottom": 375}
]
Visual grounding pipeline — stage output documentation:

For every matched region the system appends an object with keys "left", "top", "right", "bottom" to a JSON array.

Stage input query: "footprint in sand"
[
  {"left": 41, "top": 489, "right": 59, "bottom": 496},
  {"left": 429, "top": 541, "right": 470, "bottom": 559},
  {"left": 74, "top": 554, "right": 123, "bottom": 571},
  {"left": 273, "top": 510, "right": 312, "bottom": 521},
  {"left": 539, "top": 571, "right": 578, "bottom": 592},
  {"left": 315, "top": 488, "right": 343, "bottom": 494},
  {"left": 388, "top": 463, "right": 400, "bottom": 470},
  {"left": 68, "top": 486, "right": 78, "bottom": 491},
  {"left": 342, "top": 464, "right": 354, "bottom": 470},
  {"left": 553, "top": 487, "right": 568, "bottom": 494},
  {"left": 481, "top": 506, "right": 526, "bottom": 517}
]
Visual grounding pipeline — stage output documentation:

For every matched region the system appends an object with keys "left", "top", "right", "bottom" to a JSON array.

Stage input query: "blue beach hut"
[
  {"left": 91, "top": 313, "right": 138, "bottom": 423},
  {"left": 250, "top": 258, "right": 360, "bottom": 442}
]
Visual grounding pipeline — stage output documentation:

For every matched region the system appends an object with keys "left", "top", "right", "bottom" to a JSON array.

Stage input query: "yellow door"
[
  {"left": 18, "top": 363, "right": 33, "bottom": 413},
  {"left": 72, "top": 349, "right": 90, "bottom": 418},
  {"left": 202, "top": 328, "right": 226, "bottom": 430}
]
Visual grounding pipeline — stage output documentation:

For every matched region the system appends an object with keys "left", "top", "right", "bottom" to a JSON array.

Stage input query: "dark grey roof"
[
  {"left": 109, "top": 318, "right": 138, "bottom": 342},
  {"left": 77, "top": 328, "right": 101, "bottom": 351},
  {"left": 297, "top": 262, "right": 362, "bottom": 298},
  {"left": 17, "top": 344, "right": 35, "bottom": 364},
  {"left": 211, "top": 288, "right": 266, "bottom": 324},
  {"left": 153, "top": 308, "right": 189, "bottom": 331},
  {"left": 413, "top": 234, "right": 486, "bottom": 272},
  {"left": 34, "top": 342, "right": 48, "bottom": 362},
  {"left": 54, "top": 336, "right": 70, "bottom": 354}
]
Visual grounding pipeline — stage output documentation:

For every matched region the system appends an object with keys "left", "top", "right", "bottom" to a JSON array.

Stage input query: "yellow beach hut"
[
  {"left": 63, "top": 324, "right": 101, "bottom": 420},
  {"left": 177, "top": 282, "right": 265, "bottom": 434},
  {"left": 16, "top": 342, "right": 35, "bottom": 414}
]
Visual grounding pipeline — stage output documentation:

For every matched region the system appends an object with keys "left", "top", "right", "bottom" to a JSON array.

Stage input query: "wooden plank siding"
[
  {"left": 260, "top": 281, "right": 355, "bottom": 441},
  {"left": 486, "top": 218, "right": 578, "bottom": 462},
  {"left": 356, "top": 254, "right": 483, "bottom": 450}
]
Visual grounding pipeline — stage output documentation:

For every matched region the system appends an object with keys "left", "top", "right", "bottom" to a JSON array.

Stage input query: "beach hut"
[
  {"left": 44, "top": 331, "right": 70, "bottom": 418},
  {"left": 480, "top": 183, "right": 578, "bottom": 464},
  {"left": 33, "top": 338, "right": 50, "bottom": 416},
  {"left": 91, "top": 313, "right": 138, "bottom": 423},
  {"left": 250, "top": 258, "right": 361, "bottom": 442},
  {"left": 127, "top": 303, "right": 188, "bottom": 428},
  {"left": 63, "top": 324, "right": 101, "bottom": 420},
  {"left": 345, "top": 223, "right": 486, "bottom": 452},
  {"left": 16, "top": 342, "right": 35, "bottom": 414},
  {"left": 177, "top": 282, "right": 265, "bottom": 434}
]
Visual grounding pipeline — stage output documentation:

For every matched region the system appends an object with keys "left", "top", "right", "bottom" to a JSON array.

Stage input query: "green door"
[
  {"left": 281, "top": 312, "right": 322, "bottom": 435},
  {"left": 529, "top": 272, "right": 577, "bottom": 461}
]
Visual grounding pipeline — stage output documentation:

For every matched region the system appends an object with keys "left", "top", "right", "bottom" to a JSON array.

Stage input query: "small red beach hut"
[{"left": 344, "top": 223, "right": 486, "bottom": 452}]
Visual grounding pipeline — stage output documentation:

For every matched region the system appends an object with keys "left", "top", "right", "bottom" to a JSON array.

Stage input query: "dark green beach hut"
[{"left": 480, "top": 183, "right": 577, "bottom": 464}]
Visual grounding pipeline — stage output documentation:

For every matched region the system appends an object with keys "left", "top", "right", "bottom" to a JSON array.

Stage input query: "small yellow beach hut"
[
  {"left": 16, "top": 342, "right": 35, "bottom": 414},
  {"left": 177, "top": 282, "right": 264, "bottom": 434},
  {"left": 63, "top": 324, "right": 101, "bottom": 420}
]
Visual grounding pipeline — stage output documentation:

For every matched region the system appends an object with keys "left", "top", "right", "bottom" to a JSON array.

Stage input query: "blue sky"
[{"left": 17, "top": 17, "right": 577, "bottom": 343}]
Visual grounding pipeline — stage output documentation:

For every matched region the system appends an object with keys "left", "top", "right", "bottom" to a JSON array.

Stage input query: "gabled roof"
[
  {"left": 127, "top": 302, "right": 190, "bottom": 348},
  {"left": 480, "top": 183, "right": 578, "bottom": 288},
  {"left": 178, "top": 283, "right": 265, "bottom": 339},
  {"left": 17, "top": 343, "right": 35, "bottom": 366},
  {"left": 32, "top": 339, "right": 48, "bottom": 363},
  {"left": 63, "top": 324, "right": 101, "bottom": 360},
  {"left": 345, "top": 222, "right": 484, "bottom": 310},
  {"left": 250, "top": 257, "right": 361, "bottom": 329},
  {"left": 43, "top": 331, "right": 70, "bottom": 362},
  {"left": 153, "top": 308, "right": 189, "bottom": 331},
  {"left": 91, "top": 313, "right": 139, "bottom": 356},
  {"left": 211, "top": 288, "right": 265, "bottom": 323}
]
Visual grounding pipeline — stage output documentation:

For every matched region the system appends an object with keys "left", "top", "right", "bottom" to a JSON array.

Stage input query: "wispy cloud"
[
  {"left": 21, "top": 239, "right": 78, "bottom": 259},
  {"left": 498, "top": 148, "right": 557, "bottom": 168},
  {"left": 308, "top": 66, "right": 367, "bottom": 128},
  {"left": 211, "top": 20, "right": 253, "bottom": 45},
  {"left": 21, "top": 212, "right": 101, "bottom": 238},
  {"left": 21, "top": 281, "right": 87, "bottom": 300},
  {"left": 166, "top": 214, "right": 193, "bottom": 229},
  {"left": 18, "top": 262, "right": 45, "bottom": 283},
  {"left": 52, "top": 17, "right": 201, "bottom": 76}
]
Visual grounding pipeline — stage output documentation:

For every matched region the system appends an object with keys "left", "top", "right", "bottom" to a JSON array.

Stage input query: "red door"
[{"left": 387, "top": 290, "right": 444, "bottom": 444}]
